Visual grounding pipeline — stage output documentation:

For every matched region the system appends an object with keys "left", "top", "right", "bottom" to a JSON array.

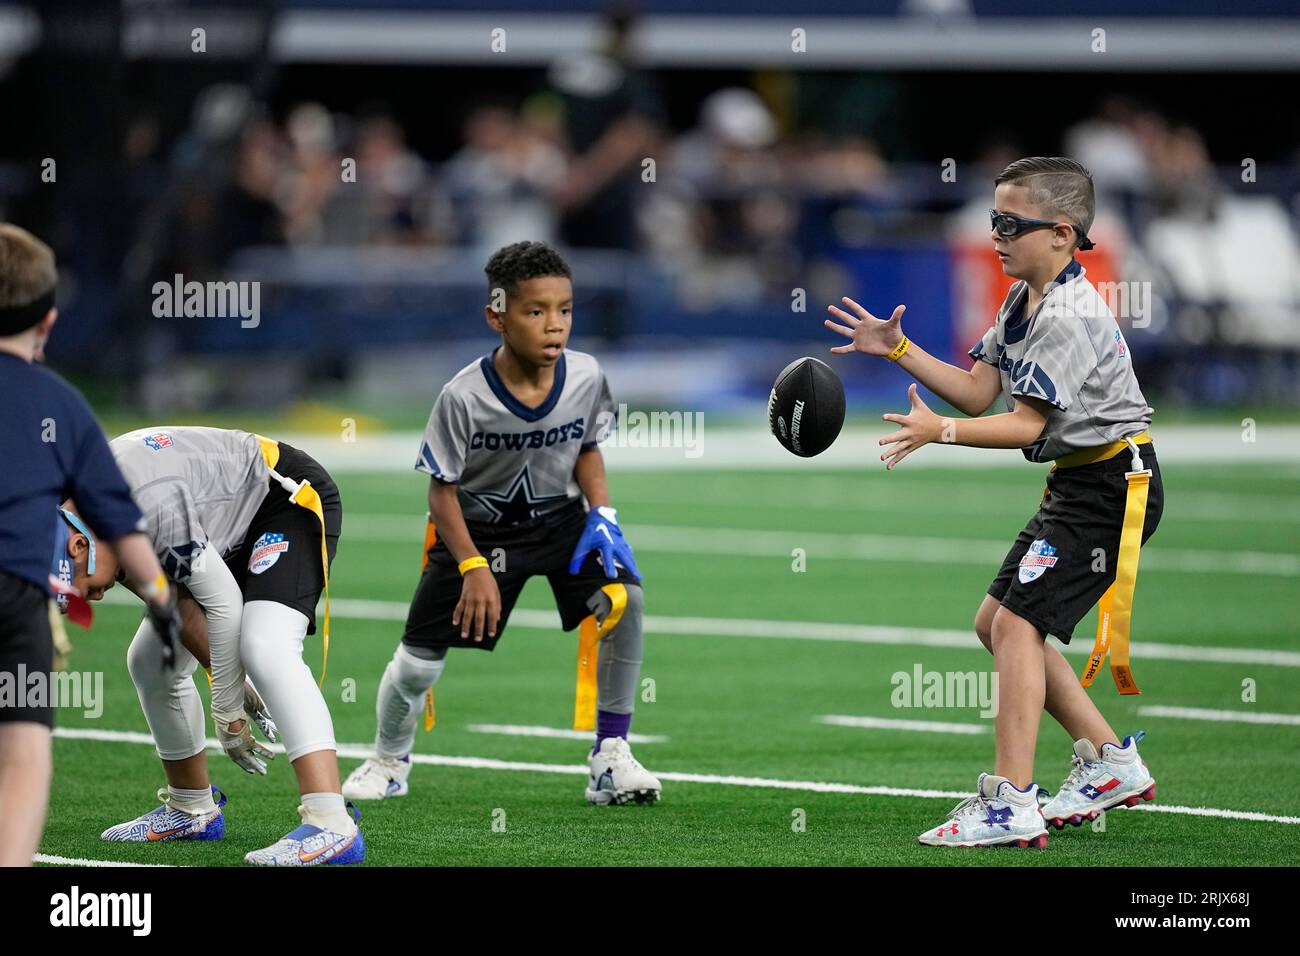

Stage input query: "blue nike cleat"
[
  {"left": 101, "top": 786, "right": 227, "bottom": 842},
  {"left": 244, "top": 801, "right": 365, "bottom": 866}
]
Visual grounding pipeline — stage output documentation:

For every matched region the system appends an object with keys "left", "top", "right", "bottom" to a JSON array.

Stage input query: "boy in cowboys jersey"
[
  {"left": 825, "top": 158, "right": 1162, "bottom": 848},
  {"left": 59, "top": 426, "right": 365, "bottom": 865},
  {"left": 345, "top": 241, "right": 660, "bottom": 806}
]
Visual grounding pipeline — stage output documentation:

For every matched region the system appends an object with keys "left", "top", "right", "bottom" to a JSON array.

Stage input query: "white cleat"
[
  {"left": 586, "top": 737, "right": 662, "bottom": 806},
  {"left": 1041, "top": 733, "right": 1156, "bottom": 829},
  {"left": 100, "top": 787, "right": 227, "bottom": 843},
  {"left": 917, "top": 772, "right": 1049, "bottom": 849},
  {"left": 342, "top": 755, "right": 411, "bottom": 800},
  {"left": 243, "top": 803, "right": 364, "bottom": 866}
]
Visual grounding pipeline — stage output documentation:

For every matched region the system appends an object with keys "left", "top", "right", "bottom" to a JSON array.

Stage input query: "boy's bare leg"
[
  {"left": 161, "top": 753, "right": 210, "bottom": 791},
  {"left": 976, "top": 594, "right": 1117, "bottom": 749},
  {"left": 0, "top": 723, "right": 53, "bottom": 867},
  {"left": 989, "top": 606, "right": 1045, "bottom": 789}
]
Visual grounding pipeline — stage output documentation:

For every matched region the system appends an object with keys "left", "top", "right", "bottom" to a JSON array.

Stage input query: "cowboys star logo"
[{"left": 465, "top": 466, "right": 569, "bottom": 525}]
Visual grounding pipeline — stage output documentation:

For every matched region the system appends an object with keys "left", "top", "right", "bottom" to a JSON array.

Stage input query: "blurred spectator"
[{"left": 546, "top": 6, "right": 664, "bottom": 251}]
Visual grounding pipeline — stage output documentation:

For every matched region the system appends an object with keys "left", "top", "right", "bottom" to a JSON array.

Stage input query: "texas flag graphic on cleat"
[
  {"left": 1041, "top": 732, "right": 1157, "bottom": 829},
  {"left": 244, "top": 801, "right": 365, "bottom": 866},
  {"left": 917, "top": 772, "right": 1049, "bottom": 848},
  {"left": 101, "top": 787, "right": 227, "bottom": 843}
]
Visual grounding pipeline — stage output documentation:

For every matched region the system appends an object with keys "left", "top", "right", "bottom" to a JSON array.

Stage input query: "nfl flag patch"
[
  {"left": 249, "top": 532, "right": 289, "bottom": 575},
  {"left": 1018, "top": 538, "right": 1059, "bottom": 584},
  {"left": 143, "top": 432, "right": 174, "bottom": 451}
]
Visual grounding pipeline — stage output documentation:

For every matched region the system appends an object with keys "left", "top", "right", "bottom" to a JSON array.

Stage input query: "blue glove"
[{"left": 569, "top": 506, "right": 640, "bottom": 579}]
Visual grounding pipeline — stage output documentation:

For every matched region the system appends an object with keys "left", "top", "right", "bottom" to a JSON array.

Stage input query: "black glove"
[{"left": 145, "top": 591, "right": 182, "bottom": 669}]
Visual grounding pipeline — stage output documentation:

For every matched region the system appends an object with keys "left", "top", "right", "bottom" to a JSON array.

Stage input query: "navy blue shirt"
[{"left": 0, "top": 353, "right": 144, "bottom": 589}]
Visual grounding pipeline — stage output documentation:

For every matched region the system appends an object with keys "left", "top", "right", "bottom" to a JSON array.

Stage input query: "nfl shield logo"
[
  {"left": 1018, "top": 538, "right": 1059, "bottom": 584},
  {"left": 143, "top": 432, "right": 174, "bottom": 451}
]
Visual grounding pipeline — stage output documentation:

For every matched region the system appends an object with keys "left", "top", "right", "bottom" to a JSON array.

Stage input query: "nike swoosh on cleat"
[
  {"left": 299, "top": 832, "right": 354, "bottom": 864},
  {"left": 147, "top": 826, "right": 187, "bottom": 841}
]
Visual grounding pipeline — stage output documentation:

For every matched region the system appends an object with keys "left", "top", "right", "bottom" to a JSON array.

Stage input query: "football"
[{"left": 767, "top": 356, "right": 846, "bottom": 457}]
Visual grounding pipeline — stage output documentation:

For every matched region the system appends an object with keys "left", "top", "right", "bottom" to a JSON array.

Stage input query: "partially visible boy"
[
  {"left": 345, "top": 240, "right": 661, "bottom": 806},
  {"left": 0, "top": 223, "right": 182, "bottom": 866},
  {"left": 824, "top": 158, "right": 1162, "bottom": 848}
]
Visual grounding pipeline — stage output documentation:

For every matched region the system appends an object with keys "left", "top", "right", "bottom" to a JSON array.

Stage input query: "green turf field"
[{"left": 38, "top": 460, "right": 1300, "bottom": 866}]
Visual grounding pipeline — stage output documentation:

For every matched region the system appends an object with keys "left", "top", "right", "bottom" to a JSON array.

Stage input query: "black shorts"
[
  {"left": 402, "top": 500, "right": 642, "bottom": 652},
  {"left": 989, "top": 444, "right": 1164, "bottom": 644},
  {"left": 0, "top": 571, "right": 55, "bottom": 727},
  {"left": 222, "top": 442, "right": 341, "bottom": 634}
]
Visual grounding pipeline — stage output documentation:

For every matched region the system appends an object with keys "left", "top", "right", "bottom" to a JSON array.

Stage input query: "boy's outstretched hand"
[
  {"left": 825, "top": 298, "right": 906, "bottom": 356},
  {"left": 880, "top": 384, "right": 945, "bottom": 470}
]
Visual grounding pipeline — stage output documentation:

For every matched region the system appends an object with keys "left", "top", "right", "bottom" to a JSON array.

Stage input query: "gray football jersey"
[
  {"left": 415, "top": 349, "right": 616, "bottom": 525},
  {"left": 969, "top": 261, "right": 1152, "bottom": 463},
  {"left": 110, "top": 426, "right": 270, "bottom": 579}
]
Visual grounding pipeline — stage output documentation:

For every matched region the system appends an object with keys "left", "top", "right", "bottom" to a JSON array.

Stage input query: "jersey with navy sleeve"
[
  {"left": 109, "top": 426, "right": 271, "bottom": 581},
  {"left": 969, "top": 260, "right": 1152, "bottom": 463},
  {"left": 0, "top": 353, "right": 144, "bottom": 589},
  {"left": 415, "top": 348, "right": 616, "bottom": 525}
]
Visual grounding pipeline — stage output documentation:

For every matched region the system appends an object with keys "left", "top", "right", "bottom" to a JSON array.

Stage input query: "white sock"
[
  {"left": 301, "top": 791, "right": 354, "bottom": 833},
  {"left": 168, "top": 785, "right": 215, "bottom": 815},
  {"left": 376, "top": 644, "right": 445, "bottom": 759}
]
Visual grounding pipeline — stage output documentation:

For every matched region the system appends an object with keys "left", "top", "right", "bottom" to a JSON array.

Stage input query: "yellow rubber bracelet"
[
  {"left": 458, "top": 556, "right": 489, "bottom": 576},
  {"left": 886, "top": 336, "right": 911, "bottom": 362}
]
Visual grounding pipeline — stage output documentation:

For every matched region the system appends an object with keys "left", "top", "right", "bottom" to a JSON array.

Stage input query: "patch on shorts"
[
  {"left": 249, "top": 532, "right": 289, "bottom": 575},
  {"left": 1018, "top": 538, "right": 1058, "bottom": 584},
  {"left": 143, "top": 432, "right": 173, "bottom": 451}
]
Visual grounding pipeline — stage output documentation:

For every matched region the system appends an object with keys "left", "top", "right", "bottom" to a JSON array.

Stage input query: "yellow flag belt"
[
  {"left": 1055, "top": 432, "right": 1152, "bottom": 695},
  {"left": 257, "top": 436, "right": 332, "bottom": 687}
]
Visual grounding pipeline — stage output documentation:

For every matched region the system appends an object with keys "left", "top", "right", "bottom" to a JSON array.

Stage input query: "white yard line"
[
  {"left": 98, "top": 591, "right": 1300, "bottom": 668},
  {"left": 34, "top": 854, "right": 174, "bottom": 867},
  {"left": 1137, "top": 705, "right": 1300, "bottom": 726},
  {"left": 817, "top": 715, "right": 989, "bottom": 735},
  {"left": 51, "top": 727, "right": 1300, "bottom": 826},
  {"left": 467, "top": 723, "right": 668, "bottom": 743},
  {"left": 342, "top": 517, "right": 1300, "bottom": 577}
]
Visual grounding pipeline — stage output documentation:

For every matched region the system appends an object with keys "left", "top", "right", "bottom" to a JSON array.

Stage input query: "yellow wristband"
[
  {"left": 458, "top": 556, "right": 489, "bottom": 576},
  {"left": 886, "top": 336, "right": 910, "bottom": 362},
  {"left": 140, "top": 572, "right": 168, "bottom": 600}
]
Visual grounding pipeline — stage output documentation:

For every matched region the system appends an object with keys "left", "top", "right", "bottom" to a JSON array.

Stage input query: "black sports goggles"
[{"left": 990, "top": 210, "right": 1095, "bottom": 251}]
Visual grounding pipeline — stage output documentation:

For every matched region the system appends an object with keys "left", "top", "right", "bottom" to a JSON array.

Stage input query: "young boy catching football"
[
  {"left": 824, "top": 157, "right": 1162, "bottom": 848},
  {"left": 344, "top": 240, "right": 660, "bottom": 806}
]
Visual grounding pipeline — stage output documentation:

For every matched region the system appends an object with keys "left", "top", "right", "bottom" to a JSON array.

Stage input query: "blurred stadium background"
[
  {"left": 2, "top": 0, "right": 1299, "bottom": 429},
  {"left": 8, "top": 1, "right": 1300, "bottom": 867}
]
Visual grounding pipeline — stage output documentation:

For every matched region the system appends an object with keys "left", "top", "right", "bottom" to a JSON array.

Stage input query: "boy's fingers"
[
  {"left": 889, "top": 305, "right": 906, "bottom": 324},
  {"left": 829, "top": 344, "right": 855, "bottom": 354},
  {"left": 842, "top": 297, "right": 875, "bottom": 322},
  {"left": 827, "top": 305, "right": 860, "bottom": 326},
  {"left": 824, "top": 319, "right": 854, "bottom": 337}
]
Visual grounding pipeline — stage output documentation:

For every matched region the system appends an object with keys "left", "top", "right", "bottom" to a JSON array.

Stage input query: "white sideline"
[
  {"left": 98, "top": 590, "right": 1300, "bottom": 668},
  {"left": 817, "top": 715, "right": 989, "bottom": 735},
  {"left": 343, "top": 516, "right": 1300, "bottom": 578},
  {"left": 467, "top": 723, "right": 668, "bottom": 743},
  {"left": 1137, "top": 705, "right": 1300, "bottom": 726},
  {"left": 34, "top": 853, "right": 174, "bottom": 868},
  {"left": 50, "top": 727, "right": 1300, "bottom": 826}
]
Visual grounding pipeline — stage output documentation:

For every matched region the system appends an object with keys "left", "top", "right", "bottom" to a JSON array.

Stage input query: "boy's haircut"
[
  {"left": 0, "top": 223, "right": 57, "bottom": 315},
  {"left": 485, "top": 241, "right": 572, "bottom": 302},
  {"left": 995, "top": 157, "right": 1096, "bottom": 248}
]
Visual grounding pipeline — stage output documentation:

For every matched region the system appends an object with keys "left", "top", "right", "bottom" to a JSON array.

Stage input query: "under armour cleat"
[
  {"left": 1041, "top": 732, "right": 1156, "bottom": 829},
  {"left": 917, "top": 772, "right": 1049, "bottom": 848},
  {"left": 586, "top": 737, "right": 662, "bottom": 806},
  {"left": 101, "top": 786, "right": 227, "bottom": 843},
  {"left": 244, "top": 802, "right": 364, "bottom": 866},
  {"left": 342, "top": 755, "right": 411, "bottom": 800}
]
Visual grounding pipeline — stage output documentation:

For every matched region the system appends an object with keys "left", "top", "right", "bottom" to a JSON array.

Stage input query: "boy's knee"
[
  {"left": 989, "top": 606, "right": 1042, "bottom": 652},
  {"left": 974, "top": 604, "right": 997, "bottom": 652}
]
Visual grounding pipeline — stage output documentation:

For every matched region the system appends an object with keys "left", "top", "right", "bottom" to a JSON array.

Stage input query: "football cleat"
[
  {"left": 586, "top": 737, "right": 662, "bottom": 806},
  {"left": 101, "top": 786, "right": 227, "bottom": 843},
  {"left": 1040, "top": 733, "right": 1156, "bottom": 829},
  {"left": 917, "top": 772, "right": 1049, "bottom": 848},
  {"left": 342, "top": 755, "right": 411, "bottom": 800},
  {"left": 243, "top": 802, "right": 365, "bottom": 866}
]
